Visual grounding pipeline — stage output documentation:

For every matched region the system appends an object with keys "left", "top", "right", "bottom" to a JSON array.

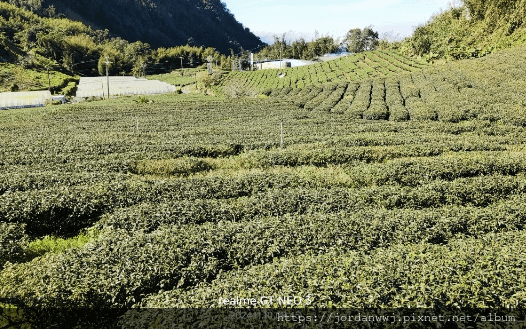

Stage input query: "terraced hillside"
[
  {"left": 220, "top": 49, "right": 429, "bottom": 91},
  {"left": 265, "top": 45, "right": 526, "bottom": 124},
  {"left": 2, "top": 46, "right": 526, "bottom": 328}
]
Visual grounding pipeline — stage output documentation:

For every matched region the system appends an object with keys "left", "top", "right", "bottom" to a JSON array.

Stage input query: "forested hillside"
[
  {"left": 3, "top": 0, "right": 264, "bottom": 53},
  {"left": 0, "top": 1, "right": 239, "bottom": 91},
  {"left": 403, "top": 0, "right": 526, "bottom": 60}
]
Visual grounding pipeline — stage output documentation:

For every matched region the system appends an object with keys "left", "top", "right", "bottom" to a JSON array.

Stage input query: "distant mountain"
[
  {"left": 7, "top": 0, "right": 265, "bottom": 53},
  {"left": 254, "top": 30, "right": 315, "bottom": 45}
]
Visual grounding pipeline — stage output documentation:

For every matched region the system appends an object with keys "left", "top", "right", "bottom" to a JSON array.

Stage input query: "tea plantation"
[
  {"left": 220, "top": 49, "right": 429, "bottom": 92},
  {"left": 1, "top": 46, "right": 526, "bottom": 328}
]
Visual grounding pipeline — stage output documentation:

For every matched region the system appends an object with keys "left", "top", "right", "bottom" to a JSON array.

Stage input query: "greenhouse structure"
[
  {"left": 76, "top": 76, "right": 176, "bottom": 98},
  {"left": 0, "top": 90, "right": 52, "bottom": 110}
]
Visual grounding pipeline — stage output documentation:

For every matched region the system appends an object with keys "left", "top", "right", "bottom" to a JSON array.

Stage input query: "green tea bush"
[
  {"left": 96, "top": 177, "right": 526, "bottom": 235},
  {"left": 405, "top": 97, "right": 437, "bottom": 121},
  {"left": 363, "top": 100, "right": 388, "bottom": 120},
  {"left": 0, "top": 222, "right": 27, "bottom": 269},
  {"left": 313, "top": 86, "right": 346, "bottom": 112},
  {"left": 346, "top": 152, "right": 526, "bottom": 187},
  {"left": 0, "top": 169, "right": 124, "bottom": 196},
  {"left": 399, "top": 76, "right": 419, "bottom": 99},
  {"left": 142, "top": 230, "right": 526, "bottom": 309},
  {"left": 388, "top": 103, "right": 409, "bottom": 121},
  {"left": 131, "top": 157, "right": 213, "bottom": 176},
  {"left": 346, "top": 81, "right": 371, "bottom": 118},
  {"left": 363, "top": 79, "right": 388, "bottom": 120},
  {"left": 385, "top": 78, "right": 404, "bottom": 106},
  {"left": 331, "top": 83, "right": 358, "bottom": 114},
  {"left": 293, "top": 85, "right": 321, "bottom": 108},
  {"left": 0, "top": 181, "right": 146, "bottom": 237},
  {"left": 303, "top": 84, "right": 337, "bottom": 110},
  {"left": 498, "top": 104, "right": 526, "bottom": 127},
  {"left": 5, "top": 198, "right": 526, "bottom": 311}
]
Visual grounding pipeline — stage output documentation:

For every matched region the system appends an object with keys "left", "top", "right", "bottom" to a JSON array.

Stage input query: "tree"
[
  {"left": 344, "top": 28, "right": 364, "bottom": 53},
  {"left": 344, "top": 26, "right": 379, "bottom": 53},
  {"left": 362, "top": 26, "right": 379, "bottom": 51}
]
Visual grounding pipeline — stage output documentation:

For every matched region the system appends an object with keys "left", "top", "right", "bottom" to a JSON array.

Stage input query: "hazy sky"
[{"left": 223, "top": 0, "right": 455, "bottom": 43}]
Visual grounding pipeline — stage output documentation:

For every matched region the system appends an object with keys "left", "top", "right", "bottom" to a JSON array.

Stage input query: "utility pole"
[
  {"left": 104, "top": 56, "right": 112, "bottom": 100},
  {"left": 280, "top": 119, "right": 283, "bottom": 149},
  {"left": 178, "top": 57, "right": 184, "bottom": 76},
  {"left": 46, "top": 67, "right": 50, "bottom": 92},
  {"left": 280, "top": 44, "right": 283, "bottom": 69},
  {"left": 142, "top": 61, "right": 147, "bottom": 79},
  {"left": 207, "top": 56, "right": 213, "bottom": 75}
]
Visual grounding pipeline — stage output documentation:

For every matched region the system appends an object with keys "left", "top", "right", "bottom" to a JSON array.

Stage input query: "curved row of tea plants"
[
  {"left": 263, "top": 45, "right": 526, "bottom": 125},
  {"left": 219, "top": 49, "right": 428, "bottom": 92},
  {"left": 2, "top": 69, "right": 526, "bottom": 326}
]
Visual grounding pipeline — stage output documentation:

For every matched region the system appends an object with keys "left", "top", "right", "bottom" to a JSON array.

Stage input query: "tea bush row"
[
  {"left": 345, "top": 151, "right": 526, "bottom": 187},
  {"left": 96, "top": 179, "right": 526, "bottom": 235},
  {"left": 303, "top": 83, "right": 338, "bottom": 110},
  {"left": 237, "top": 144, "right": 497, "bottom": 169},
  {"left": 347, "top": 80, "right": 371, "bottom": 118},
  {"left": 5, "top": 194, "right": 526, "bottom": 310},
  {"left": 331, "top": 83, "right": 359, "bottom": 114},
  {"left": 2, "top": 168, "right": 523, "bottom": 239},
  {"left": 363, "top": 79, "right": 388, "bottom": 120},
  {"left": 0, "top": 169, "right": 126, "bottom": 196},
  {"left": 0, "top": 222, "right": 27, "bottom": 270},
  {"left": 313, "top": 85, "right": 346, "bottom": 112},
  {"left": 142, "top": 229, "right": 526, "bottom": 310},
  {"left": 130, "top": 157, "right": 213, "bottom": 176},
  {"left": 0, "top": 172, "right": 315, "bottom": 237},
  {"left": 385, "top": 78, "right": 409, "bottom": 121}
]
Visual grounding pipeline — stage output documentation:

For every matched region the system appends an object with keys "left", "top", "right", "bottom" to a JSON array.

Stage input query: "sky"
[{"left": 223, "top": 0, "right": 457, "bottom": 44}]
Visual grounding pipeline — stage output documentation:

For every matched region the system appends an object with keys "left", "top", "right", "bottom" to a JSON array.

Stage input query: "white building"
[{"left": 256, "top": 59, "right": 310, "bottom": 70}]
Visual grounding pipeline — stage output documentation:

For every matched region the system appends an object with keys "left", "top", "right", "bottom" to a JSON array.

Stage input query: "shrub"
[
  {"left": 405, "top": 97, "right": 437, "bottom": 120},
  {"left": 388, "top": 103, "right": 409, "bottom": 121},
  {"left": 135, "top": 96, "right": 153, "bottom": 104},
  {"left": 222, "top": 78, "right": 258, "bottom": 98},
  {"left": 363, "top": 100, "right": 388, "bottom": 120},
  {"left": 132, "top": 157, "right": 213, "bottom": 176},
  {"left": 0, "top": 222, "right": 27, "bottom": 269},
  {"left": 141, "top": 229, "right": 526, "bottom": 310}
]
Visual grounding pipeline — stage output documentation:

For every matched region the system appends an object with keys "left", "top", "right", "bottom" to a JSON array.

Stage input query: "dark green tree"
[
  {"left": 362, "top": 26, "right": 379, "bottom": 51},
  {"left": 344, "top": 28, "right": 364, "bottom": 53},
  {"left": 344, "top": 26, "right": 379, "bottom": 53}
]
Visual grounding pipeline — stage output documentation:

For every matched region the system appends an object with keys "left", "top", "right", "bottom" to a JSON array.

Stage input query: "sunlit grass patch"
[{"left": 26, "top": 230, "right": 98, "bottom": 258}]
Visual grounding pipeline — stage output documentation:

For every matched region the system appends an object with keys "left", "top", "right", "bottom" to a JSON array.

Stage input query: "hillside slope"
[
  {"left": 220, "top": 50, "right": 429, "bottom": 93},
  {"left": 0, "top": 2, "right": 236, "bottom": 91},
  {"left": 403, "top": 0, "right": 526, "bottom": 60},
  {"left": 264, "top": 44, "right": 526, "bottom": 123},
  {"left": 8, "top": 0, "right": 264, "bottom": 53}
]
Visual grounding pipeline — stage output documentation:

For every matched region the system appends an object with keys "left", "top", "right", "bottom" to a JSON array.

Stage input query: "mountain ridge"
[{"left": 5, "top": 0, "right": 265, "bottom": 53}]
